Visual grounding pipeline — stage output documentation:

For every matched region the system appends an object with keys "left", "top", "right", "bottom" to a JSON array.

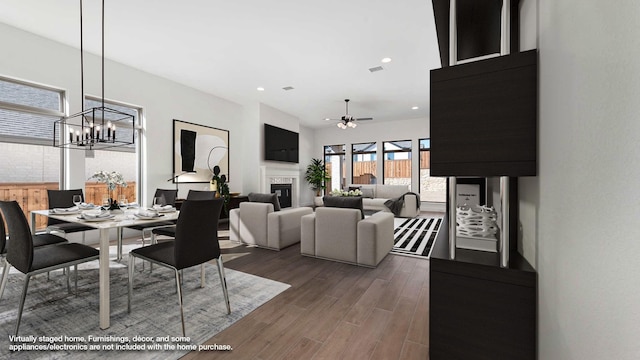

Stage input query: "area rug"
[
  {"left": 392, "top": 217, "right": 442, "bottom": 259},
  {"left": 0, "top": 245, "right": 290, "bottom": 360}
]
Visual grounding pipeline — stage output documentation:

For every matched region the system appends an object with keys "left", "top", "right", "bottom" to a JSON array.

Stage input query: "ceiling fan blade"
[{"left": 356, "top": 117, "right": 373, "bottom": 121}]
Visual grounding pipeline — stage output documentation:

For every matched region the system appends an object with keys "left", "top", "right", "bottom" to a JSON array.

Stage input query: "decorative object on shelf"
[
  {"left": 456, "top": 204, "right": 498, "bottom": 239},
  {"left": 172, "top": 119, "right": 229, "bottom": 183},
  {"left": 89, "top": 170, "right": 127, "bottom": 210},
  {"left": 330, "top": 188, "right": 363, "bottom": 197},
  {"left": 53, "top": 0, "right": 135, "bottom": 150},
  {"left": 455, "top": 177, "right": 487, "bottom": 207},
  {"left": 304, "top": 158, "right": 330, "bottom": 205},
  {"left": 325, "top": 99, "right": 373, "bottom": 129},
  {"left": 210, "top": 165, "right": 230, "bottom": 213}
]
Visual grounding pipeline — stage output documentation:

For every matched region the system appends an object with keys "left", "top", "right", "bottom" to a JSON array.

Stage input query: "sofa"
[
  {"left": 348, "top": 184, "right": 420, "bottom": 218},
  {"left": 301, "top": 207, "right": 394, "bottom": 267},
  {"left": 229, "top": 202, "right": 313, "bottom": 250}
]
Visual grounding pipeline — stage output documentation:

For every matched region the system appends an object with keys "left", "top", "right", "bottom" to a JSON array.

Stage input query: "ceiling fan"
[{"left": 326, "top": 99, "right": 373, "bottom": 129}]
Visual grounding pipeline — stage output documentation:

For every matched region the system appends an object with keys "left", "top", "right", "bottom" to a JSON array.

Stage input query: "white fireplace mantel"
[{"left": 260, "top": 166, "right": 301, "bottom": 208}]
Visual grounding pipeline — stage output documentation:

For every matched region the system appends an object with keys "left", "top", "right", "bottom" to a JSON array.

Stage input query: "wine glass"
[
  {"left": 72, "top": 194, "right": 82, "bottom": 208},
  {"left": 118, "top": 196, "right": 128, "bottom": 210},
  {"left": 102, "top": 196, "right": 111, "bottom": 209}
]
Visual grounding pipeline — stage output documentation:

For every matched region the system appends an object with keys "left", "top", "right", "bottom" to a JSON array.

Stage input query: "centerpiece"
[
  {"left": 89, "top": 170, "right": 127, "bottom": 210},
  {"left": 330, "top": 188, "right": 363, "bottom": 197}
]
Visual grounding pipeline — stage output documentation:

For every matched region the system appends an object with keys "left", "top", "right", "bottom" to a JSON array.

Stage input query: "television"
[
  {"left": 264, "top": 124, "right": 299, "bottom": 163},
  {"left": 430, "top": 50, "right": 537, "bottom": 177}
]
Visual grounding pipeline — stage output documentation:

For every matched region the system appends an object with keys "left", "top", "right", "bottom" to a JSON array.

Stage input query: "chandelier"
[{"left": 53, "top": 0, "right": 135, "bottom": 150}]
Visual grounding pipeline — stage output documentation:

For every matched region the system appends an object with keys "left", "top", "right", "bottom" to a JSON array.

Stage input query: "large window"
[
  {"left": 383, "top": 140, "right": 412, "bottom": 187},
  {"left": 84, "top": 97, "right": 140, "bottom": 205},
  {"left": 419, "top": 139, "right": 446, "bottom": 202},
  {"left": 352, "top": 142, "right": 377, "bottom": 184},
  {"left": 0, "top": 76, "right": 66, "bottom": 229},
  {"left": 324, "top": 144, "right": 345, "bottom": 193}
]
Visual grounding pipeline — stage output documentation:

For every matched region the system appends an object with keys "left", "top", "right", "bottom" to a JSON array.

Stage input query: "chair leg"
[
  {"left": 216, "top": 257, "right": 231, "bottom": 314},
  {"left": 74, "top": 264, "right": 78, "bottom": 295},
  {"left": 82, "top": 231, "right": 86, "bottom": 244},
  {"left": 128, "top": 254, "right": 135, "bottom": 313},
  {"left": 15, "top": 274, "right": 31, "bottom": 336},
  {"left": 174, "top": 269, "right": 185, "bottom": 337},
  {"left": 0, "top": 261, "right": 11, "bottom": 299},
  {"left": 200, "top": 263, "right": 205, "bottom": 288},
  {"left": 117, "top": 228, "right": 123, "bottom": 261},
  {"left": 66, "top": 267, "right": 71, "bottom": 294}
]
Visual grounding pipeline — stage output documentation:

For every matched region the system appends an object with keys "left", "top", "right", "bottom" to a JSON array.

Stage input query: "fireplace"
[
  {"left": 271, "top": 184, "right": 292, "bottom": 208},
  {"left": 260, "top": 166, "right": 300, "bottom": 208}
]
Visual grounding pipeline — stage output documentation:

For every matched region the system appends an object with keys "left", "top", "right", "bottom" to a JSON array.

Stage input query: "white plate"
[
  {"left": 134, "top": 214, "right": 164, "bottom": 220},
  {"left": 77, "top": 215, "right": 116, "bottom": 222}
]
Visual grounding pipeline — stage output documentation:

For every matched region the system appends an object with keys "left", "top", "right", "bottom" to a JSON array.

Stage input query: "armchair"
[
  {"left": 229, "top": 202, "right": 313, "bottom": 250},
  {"left": 301, "top": 207, "right": 394, "bottom": 267}
]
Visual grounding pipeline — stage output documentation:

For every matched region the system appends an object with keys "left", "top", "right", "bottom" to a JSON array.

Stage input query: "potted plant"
[{"left": 305, "top": 158, "right": 330, "bottom": 206}]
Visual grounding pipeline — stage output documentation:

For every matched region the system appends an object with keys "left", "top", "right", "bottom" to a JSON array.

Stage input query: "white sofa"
[
  {"left": 229, "top": 202, "right": 313, "bottom": 250},
  {"left": 349, "top": 184, "right": 420, "bottom": 218},
  {"left": 301, "top": 207, "right": 394, "bottom": 267}
]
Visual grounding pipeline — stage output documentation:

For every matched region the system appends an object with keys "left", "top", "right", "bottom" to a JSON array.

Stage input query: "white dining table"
[{"left": 30, "top": 208, "right": 180, "bottom": 329}]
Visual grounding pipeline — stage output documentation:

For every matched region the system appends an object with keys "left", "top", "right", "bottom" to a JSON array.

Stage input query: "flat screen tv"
[{"left": 264, "top": 124, "right": 299, "bottom": 163}]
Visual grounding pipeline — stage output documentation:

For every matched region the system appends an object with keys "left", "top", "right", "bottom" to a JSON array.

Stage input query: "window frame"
[
  {"left": 382, "top": 140, "right": 412, "bottom": 186},
  {"left": 351, "top": 141, "right": 378, "bottom": 185}
]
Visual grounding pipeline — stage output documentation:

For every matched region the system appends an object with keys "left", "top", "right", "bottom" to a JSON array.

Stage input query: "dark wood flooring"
[{"left": 178, "top": 225, "right": 431, "bottom": 360}]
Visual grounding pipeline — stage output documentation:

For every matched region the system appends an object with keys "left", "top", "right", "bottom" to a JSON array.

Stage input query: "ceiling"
[{"left": 0, "top": 0, "right": 441, "bottom": 129}]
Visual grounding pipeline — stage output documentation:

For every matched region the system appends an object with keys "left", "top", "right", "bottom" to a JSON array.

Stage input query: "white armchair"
[
  {"left": 229, "top": 202, "right": 313, "bottom": 250},
  {"left": 301, "top": 207, "right": 394, "bottom": 267}
]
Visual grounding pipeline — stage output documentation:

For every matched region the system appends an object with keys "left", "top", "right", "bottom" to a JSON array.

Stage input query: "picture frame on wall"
[
  {"left": 456, "top": 177, "right": 486, "bottom": 207},
  {"left": 172, "top": 119, "right": 229, "bottom": 183}
]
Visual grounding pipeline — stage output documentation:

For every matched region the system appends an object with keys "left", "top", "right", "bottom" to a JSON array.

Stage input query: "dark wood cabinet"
[{"left": 429, "top": 220, "right": 537, "bottom": 360}]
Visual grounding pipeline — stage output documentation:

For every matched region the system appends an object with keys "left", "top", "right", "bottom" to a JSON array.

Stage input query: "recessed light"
[
  {"left": 411, "top": 106, "right": 419, "bottom": 110},
  {"left": 381, "top": 57, "right": 392, "bottom": 63},
  {"left": 324, "top": 118, "right": 331, "bottom": 121},
  {"left": 257, "top": 87, "right": 265, "bottom": 91}
]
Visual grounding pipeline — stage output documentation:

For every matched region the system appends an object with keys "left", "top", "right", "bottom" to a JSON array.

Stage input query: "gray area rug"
[
  {"left": 0, "top": 245, "right": 290, "bottom": 360},
  {"left": 392, "top": 217, "right": 442, "bottom": 259}
]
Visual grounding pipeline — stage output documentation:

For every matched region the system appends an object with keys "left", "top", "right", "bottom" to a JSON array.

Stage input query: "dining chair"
[
  {"left": 46, "top": 189, "right": 94, "bottom": 243},
  {"left": 0, "top": 206, "right": 68, "bottom": 280},
  {"left": 128, "top": 198, "right": 229, "bottom": 336},
  {"left": 0, "top": 200, "right": 100, "bottom": 335},
  {"left": 151, "top": 190, "right": 217, "bottom": 242},
  {"left": 126, "top": 189, "right": 178, "bottom": 247}
]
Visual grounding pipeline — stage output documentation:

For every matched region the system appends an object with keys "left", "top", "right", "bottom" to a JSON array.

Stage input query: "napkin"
[
  {"left": 137, "top": 209, "right": 160, "bottom": 217},
  {"left": 52, "top": 206, "right": 79, "bottom": 213},
  {"left": 126, "top": 202, "right": 140, "bottom": 208},
  {"left": 79, "top": 203, "right": 96, "bottom": 210},
  {"left": 82, "top": 210, "right": 111, "bottom": 219}
]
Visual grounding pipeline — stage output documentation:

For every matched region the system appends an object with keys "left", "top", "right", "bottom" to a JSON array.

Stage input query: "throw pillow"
[
  {"left": 322, "top": 196, "right": 365, "bottom": 219},
  {"left": 248, "top": 192, "right": 281, "bottom": 212},
  {"left": 360, "top": 188, "right": 374, "bottom": 199}
]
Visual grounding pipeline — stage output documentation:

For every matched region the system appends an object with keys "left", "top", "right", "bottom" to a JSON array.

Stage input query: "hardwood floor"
[{"left": 179, "top": 225, "right": 431, "bottom": 360}]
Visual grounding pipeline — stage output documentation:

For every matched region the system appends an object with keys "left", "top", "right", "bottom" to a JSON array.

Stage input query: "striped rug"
[{"left": 392, "top": 217, "right": 442, "bottom": 259}]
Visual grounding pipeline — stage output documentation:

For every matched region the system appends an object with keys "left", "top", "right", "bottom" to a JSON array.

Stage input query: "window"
[
  {"left": 324, "top": 144, "right": 346, "bottom": 194},
  {"left": 419, "top": 139, "right": 446, "bottom": 202},
  {"left": 0, "top": 76, "right": 66, "bottom": 230},
  {"left": 84, "top": 97, "right": 140, "bottom": 205},
  {"left": 352, "top": 142, "right": 377, "bottom": 184},
  {"left": 383, "top": 140, "right": 412, "bottom": 186}
]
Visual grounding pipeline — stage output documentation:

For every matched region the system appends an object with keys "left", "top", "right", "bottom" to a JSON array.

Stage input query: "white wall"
[
  {"left": 0, "top": 22, "right": 244, "bottom": 204},
  {"left": 538, "top": 1, "right": 640, "bottom": 359}
]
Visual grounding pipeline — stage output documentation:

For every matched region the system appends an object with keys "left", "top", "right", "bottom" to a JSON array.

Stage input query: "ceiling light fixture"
[
  {"left": 257, "top": 87, "right": 265, "bottom": 91},
  {"left": 412, "top": 106, "right": 419, "bottom": 110},
  {"left": 330, "top": 99, "right": 372, "bottom": 130},
  {"left": 53, "top": 0, "right": 135, "bottom": 150},
  {"left": 381, "top": 57, "right": 392, "bottom": 63}
]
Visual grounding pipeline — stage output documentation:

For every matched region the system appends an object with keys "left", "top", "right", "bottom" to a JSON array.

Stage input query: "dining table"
[{"left": 30, "top": 207, "right": 180, "bottom": 330}]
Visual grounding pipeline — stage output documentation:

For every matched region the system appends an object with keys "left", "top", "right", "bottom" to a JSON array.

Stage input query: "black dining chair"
[
  {"left": 46, "top": 189, "right": 94, "bottom": 243},
  {"left": 127, "top": 198, "right": 229, "bottom": 336},
  {"left": 151, "top": 190, "right": 217, "bottom": 241},
  {"left": 0, "top": 205, "right": 68, "bottom": 280},
  {"left": 126, "top": 189, "right": 178, "bottom": 247},
  {"left": 0, "top": 200, "right": 100, "bottom": 335}
]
